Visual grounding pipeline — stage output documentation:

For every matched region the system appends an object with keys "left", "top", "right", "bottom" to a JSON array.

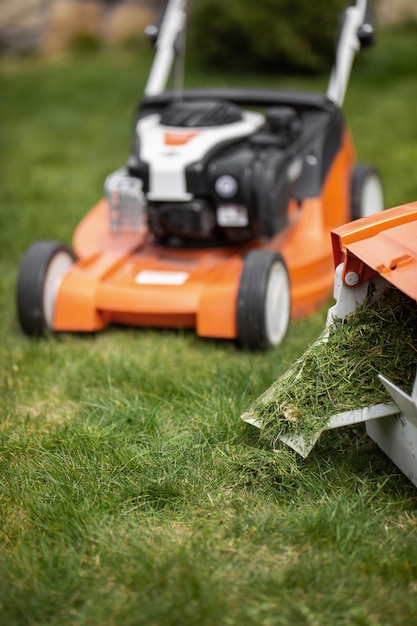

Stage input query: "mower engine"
[{"left": 106, "top": 99, "right": 303, "bottom": 246}]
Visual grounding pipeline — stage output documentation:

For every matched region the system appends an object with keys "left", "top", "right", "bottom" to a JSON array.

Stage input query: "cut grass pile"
[{"left": 252, "top": 287, "right": 417, "bottom": 446}]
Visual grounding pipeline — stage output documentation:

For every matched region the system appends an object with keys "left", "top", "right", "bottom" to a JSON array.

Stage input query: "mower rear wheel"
[
  {"left": 351, "top": 164, "right": 384, "bottom": 220},
  {"left": 17, "top": 241, "right": 76, "bottom": 335},
  {"left": 237, "top": 250, "right": 290, "bottom": 350}
]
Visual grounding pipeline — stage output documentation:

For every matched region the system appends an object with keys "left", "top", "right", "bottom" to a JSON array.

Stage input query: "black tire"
[
  {"left": 237, "top": 250, "right": 291, "bottom": 350},
  {"left": 351, "top": 163, "right": 384, "bottom": 220},
  {"left": 16, "top": 241, "right": 76, "bottom": 336}
]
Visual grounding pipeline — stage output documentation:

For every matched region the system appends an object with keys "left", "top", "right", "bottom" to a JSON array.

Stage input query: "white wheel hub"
[
  {"left": 360, "top": 175, "right": 384, "bottom": 217},
  {"left": 265, "top": 262, "right": 290, "bottom": 345},
  {"left": 42, "top": 252, "right": 74, "bottom": 329}
]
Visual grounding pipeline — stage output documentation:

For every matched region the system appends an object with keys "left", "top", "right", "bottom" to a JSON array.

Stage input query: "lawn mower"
[
  {"left": 17, "top": 0, "right": 383, "bottom": 349},
  {"left": 242, "top": 201, "right": 417, "bottom": 487}
]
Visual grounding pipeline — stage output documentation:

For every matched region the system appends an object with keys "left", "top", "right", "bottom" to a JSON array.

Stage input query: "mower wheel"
[
  {"left": 237, "top": 250, "right": 290, "bottom": 350},
  {"left": 351, "top": 164, "right": 384, "bottom": 220},
  {"left": 17, "top": 241, "right": 76, "bottom": 335}
]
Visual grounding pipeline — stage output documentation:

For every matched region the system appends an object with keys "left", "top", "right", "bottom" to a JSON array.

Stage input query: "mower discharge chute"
[
  {"left": 242, "top": 202, "right": 417, "bottom": 487},
  {"left": 17, "top": 0, "right": 383, "bottom": 350}
]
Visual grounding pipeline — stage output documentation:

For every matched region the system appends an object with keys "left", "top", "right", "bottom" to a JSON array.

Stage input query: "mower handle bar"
[
  {"left": 327, "top": 0, "right": 373, "bottom": 106},
  {"left": 144, "top": 0, "right": 186, "bottom": 97},
  {"left": 144, "top": 0, "right": 373, "bottom": 106}
]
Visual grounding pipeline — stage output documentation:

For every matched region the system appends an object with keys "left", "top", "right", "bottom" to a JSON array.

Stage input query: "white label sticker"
[
  {"left": 135, "top": 270, "right": 189, "bottom": 285},
  {"left": 217, "top": 204, "right": 249, "bottom": 227}
]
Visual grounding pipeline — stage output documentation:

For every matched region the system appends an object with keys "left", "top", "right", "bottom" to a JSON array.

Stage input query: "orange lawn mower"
[{"left": 17, "top": 0, "right": 383, "bottom": 349}]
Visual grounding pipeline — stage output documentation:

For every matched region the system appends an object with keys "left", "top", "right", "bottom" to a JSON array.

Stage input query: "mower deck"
[{"left": 52, "top": 188, "right": 341, "bottom": 337}]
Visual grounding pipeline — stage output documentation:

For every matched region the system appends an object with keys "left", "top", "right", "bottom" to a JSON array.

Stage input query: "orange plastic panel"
[
  {"left": 72, "top": 198, "right": 146, "bottom": 260},
  {"left": 54, "top": 268, "right": 109, "bottom": 331},
  {"left": 332, "top": 202, "right": 417, "bottom": 301},
  {"left": 320, "top": 128, "right": 355, "bottom": 231},
  {"left": 197, "top": 256, "right": 243, "bottom": 338},
  {"left": 332, "top": 202, "right": 417, "bottom": 266}
]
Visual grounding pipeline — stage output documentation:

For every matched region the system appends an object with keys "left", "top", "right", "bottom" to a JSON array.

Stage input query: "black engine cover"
[{"left": 130, "top": 100, "right": 304, "bottom": 246}]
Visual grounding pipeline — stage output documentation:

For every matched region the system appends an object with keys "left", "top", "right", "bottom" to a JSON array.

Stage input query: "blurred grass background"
[{"left": 1, "top": 17, "right": 417, "bottom": 626}]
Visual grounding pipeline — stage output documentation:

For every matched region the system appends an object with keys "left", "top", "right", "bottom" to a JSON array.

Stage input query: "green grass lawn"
[{"left": 1, "top": 25, "right": 417, "bottom": 625}]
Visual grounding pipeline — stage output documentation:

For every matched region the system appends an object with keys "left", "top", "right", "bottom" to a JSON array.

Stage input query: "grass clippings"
[{"left": 255, "top": 287, "right": 417, "bottom": 446}]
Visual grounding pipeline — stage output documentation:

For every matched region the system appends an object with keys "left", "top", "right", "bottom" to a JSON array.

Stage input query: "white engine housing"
[{"left": 136, "top": 111, "right": 265, "bottom": 202}]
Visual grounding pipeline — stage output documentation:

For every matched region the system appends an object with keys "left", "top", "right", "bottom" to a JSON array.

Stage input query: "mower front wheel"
[
  {"left": 351, "top": 163, "right": 384, "bottom": 220},
  {"left": 237, "top": 250, "right": 291, "bottom": 350},
  {"left": 17, "top": 241, "right": 76, "bottom": 336}
]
